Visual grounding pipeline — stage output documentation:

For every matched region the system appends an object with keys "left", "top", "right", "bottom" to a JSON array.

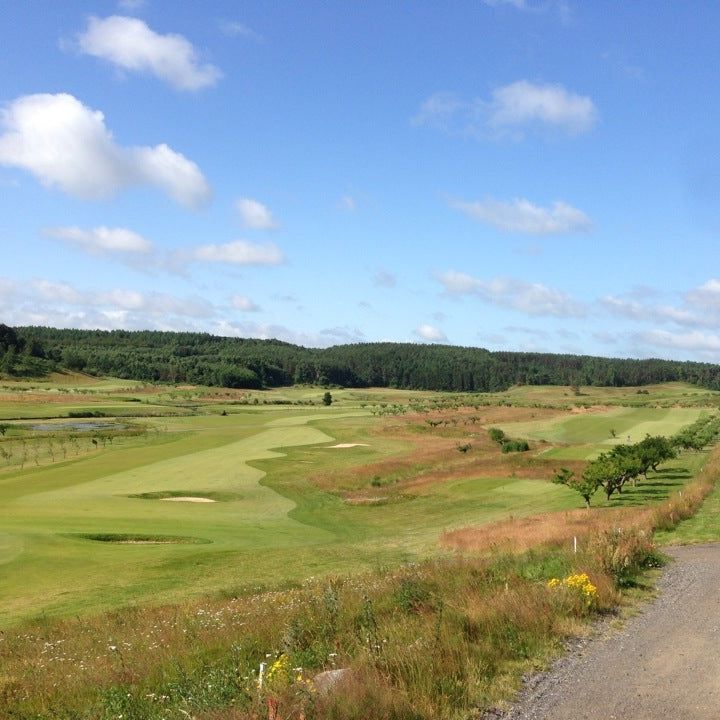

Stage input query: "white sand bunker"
[
  {"left": 161, "top": 496, "right": 216, "bottom": 503},
  {"left": 329, "top": 443, "right": 370, "bottom": 448}
]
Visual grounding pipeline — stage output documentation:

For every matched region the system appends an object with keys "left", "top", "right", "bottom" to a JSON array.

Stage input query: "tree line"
[
  {"left": 8, "top": 325, "right": 720, "bottom": 393},
  {"left": 553, "top": 415, "right": 720, "bottom": 507}
]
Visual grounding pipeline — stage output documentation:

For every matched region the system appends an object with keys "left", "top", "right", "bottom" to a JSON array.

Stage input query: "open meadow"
[{"left": 0, "top": 375, "right": 715, "bottom": 625}]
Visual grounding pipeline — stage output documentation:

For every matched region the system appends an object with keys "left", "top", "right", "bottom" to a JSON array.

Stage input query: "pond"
[{"left": 30, "top": 422, "right": 127, "bottom": 432}]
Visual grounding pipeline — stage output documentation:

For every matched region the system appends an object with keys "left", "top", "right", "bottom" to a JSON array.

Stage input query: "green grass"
[
  {"left": 498, "top": 407, "right": 705, "bottom": 460},
  {"left": 656, "top": 464, "right": 720, "bottom": 545},
  {"left": 0, "top": 382, "right": 713, "bottom": 626}
]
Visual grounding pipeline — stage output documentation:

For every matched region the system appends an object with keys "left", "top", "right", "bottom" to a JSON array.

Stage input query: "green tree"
[
  {"left": 552, "top": 467, "right": 599, "bottom": 508},
  {"left": 322, "top": 391, "right": 333, "bottom": 406}
]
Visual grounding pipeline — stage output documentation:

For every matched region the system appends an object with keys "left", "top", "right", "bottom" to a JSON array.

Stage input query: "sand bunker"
[
  {"left": 67, "top": 532, "right": 211, "bottom": 545},
  {"left": 329, "top": 443, "right": 370, "bottom": 448},
  {"left": 161, "top": 496, "right": 216, "bottom": 503}
]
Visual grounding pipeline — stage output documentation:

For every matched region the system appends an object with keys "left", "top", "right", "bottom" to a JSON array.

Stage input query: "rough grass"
[
  {"left": 0, "top": 386, "right": 714, "bottom": 624},
  {"left": 1, "top": 380, "right": 719, "bottom": 719},
  {"left": 1, "top": 451, "right": 716, "bottom": 720}
]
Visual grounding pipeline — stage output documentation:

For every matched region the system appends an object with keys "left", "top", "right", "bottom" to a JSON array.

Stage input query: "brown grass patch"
[
  {"left": 315, "top": 405, "right": 583, "bottom": 502},
  {"left": 441, "top": 507, "right": 652, "bottom": 554}
]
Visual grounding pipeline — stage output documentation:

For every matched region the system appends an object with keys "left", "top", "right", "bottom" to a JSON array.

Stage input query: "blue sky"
[{"left": 1, "top": 1, "right": 720, "bottom": 360}]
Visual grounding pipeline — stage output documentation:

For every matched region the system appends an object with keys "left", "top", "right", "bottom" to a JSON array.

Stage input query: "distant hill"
[{"left": 9, "top": 325, "right": 720, "bottom": 392}]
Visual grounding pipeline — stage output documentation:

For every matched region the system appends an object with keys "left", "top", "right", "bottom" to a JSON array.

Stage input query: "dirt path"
[{"left": 492, "top": 544, "right": 720, "bottom": 719}]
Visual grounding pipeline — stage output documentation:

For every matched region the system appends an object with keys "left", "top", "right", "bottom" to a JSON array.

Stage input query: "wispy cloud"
[
  {"left": 45, "top": 226, "right": 153, "bottom": 255},
  {"left": 76, "top": 16, "right": 221, "bottom": 90},
  {"left": 451, "top": 197, "right": 591, "bottom": 234},
  {"left": 231, "top": 294, "right": 261, "bottom": 312},
  {"left": 183, "top": 240, "right": 284, "bottom": 266},
  {"left": 414, "top": 80, "right": 597, "bottom": 139},
  {"left": 219, "top": 20, "right": 263, "bottom": 42},
  {"left": 438, "top": 271, "right": 586, "bottom": 318},
  {"left": 117, "top": 0, "right": 146, "bottom": 11},
  {"left": 482, "top": 0, "right": 527, "bottom": 8},
  {"left": 635, "top": 329, "right": 720, "bottom": 354},
  {"left": 235, "top": 198, "right": 278, "bottom": 229},
  {"left": 603, "top": 279, "right": 720, "bottom": 330},
  {"left": 373, "top": 269, "right": 397, "bottom": 288},
  {"left": 0, "top": 93, "right": 211, "bottom": 207},
  {"left": 339, "top": 195, "right": 356, "bottom": 212}
]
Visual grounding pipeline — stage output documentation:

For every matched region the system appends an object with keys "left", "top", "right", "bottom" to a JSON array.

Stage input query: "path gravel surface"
[{"left": 490, "top": 544, "right": 720, "bottom": 719}]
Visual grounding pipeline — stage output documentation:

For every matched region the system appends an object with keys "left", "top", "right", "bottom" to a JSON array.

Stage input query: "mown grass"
[
  {"left": 0, "top": 385, "right": 714, "bottom": 624},
  {"left": 1, "top": 447, "right": 716, "bottom": 720}
]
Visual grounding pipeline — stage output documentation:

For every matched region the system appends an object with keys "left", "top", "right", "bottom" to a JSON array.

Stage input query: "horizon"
[{"left": 2, "top": 3, "right": 720, "bottom": 362}]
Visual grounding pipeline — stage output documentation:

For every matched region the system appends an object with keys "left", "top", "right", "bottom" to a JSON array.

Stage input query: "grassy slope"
[
  {"left": 496, "top": 406, "right": 705, "bottom": 460},
  {"left": 0, "top": 380, "right": 716, "bottom": 625}
]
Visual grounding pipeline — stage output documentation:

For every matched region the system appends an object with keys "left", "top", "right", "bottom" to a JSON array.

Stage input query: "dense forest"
[{"left": 6, "top": 325, "right": 720, "bottom": 392}]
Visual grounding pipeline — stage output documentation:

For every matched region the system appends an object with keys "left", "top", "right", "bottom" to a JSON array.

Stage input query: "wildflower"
[{"left": 547, "top": 572, "right": 598, "bottom": 608}]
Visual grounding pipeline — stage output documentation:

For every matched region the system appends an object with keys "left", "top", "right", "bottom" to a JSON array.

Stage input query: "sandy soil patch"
[
  {"left": 328, "top": 443, "right": 370, "bottom": 448},
  {"left": 161, "top": 496, "right": 216, "bottom": 503}
]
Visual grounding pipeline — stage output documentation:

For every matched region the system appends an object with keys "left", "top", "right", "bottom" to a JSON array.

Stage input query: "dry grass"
[
  {"left": 313, "top": 405, "right": 583, "bottom": 502},
  {"left": 442, "top": 507, "right": 653, "bottom": 554}
]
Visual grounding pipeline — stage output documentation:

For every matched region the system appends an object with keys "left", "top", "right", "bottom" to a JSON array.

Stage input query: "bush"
[
  {"left": 488, "top": 427, "right": 505, "bottom": 444},
  {"left": 501, "top": 440, "right": 529, "bottom": 453}
]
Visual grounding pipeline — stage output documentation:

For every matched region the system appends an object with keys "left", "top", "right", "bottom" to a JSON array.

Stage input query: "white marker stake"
[{"left": 573, "top": 536, "right": 577, "bottom": 554}]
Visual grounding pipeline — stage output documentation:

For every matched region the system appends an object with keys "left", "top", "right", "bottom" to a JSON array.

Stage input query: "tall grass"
[{"left": 2, "top": 450, "right": 718, "bottom": 720}]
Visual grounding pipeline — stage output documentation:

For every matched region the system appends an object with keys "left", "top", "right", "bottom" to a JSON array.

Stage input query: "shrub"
[
  {"left": 488, "top": 427, "right": 505, "bottom": 444},
  {"left": 501, "top": 440, "right": 529, "bottom": 453}
]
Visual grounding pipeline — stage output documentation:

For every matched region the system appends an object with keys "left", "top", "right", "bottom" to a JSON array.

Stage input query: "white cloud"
[
  {"left": 45, "top": 226, "right": 153, "bottom": 255},
  {"left": 438, "top": 271, "right": 586, "bottom": 318},
  {"left": 636, "top": 330, "right": 720, "bottom": 354},
  {"left": 26, "top": 279, "right": 214, "bottom": 318},
  {"left": 686, "top": 279, "right": 720, "bottom": 310},
  {"left": 219, "top": 21, "right": 263, "bottom": 42},
  {"left": 411, "top": 92, "right": 465, "bottom": 130},
  {"left": 487, "top": 81, "right": 597, "bottom": 135},
  {"left": 602, "top": 296, "right": 700, "bottom": 327},
  {"left": 452, "top": 197, "right": 591, "bottom": 234},
  {"left": 415, "top": 324, "right": 448, "bottom": 342},
  {"left": 0, "top": 93, "right": 210, "bottom": 207},
  {"left": 231, "top": 295, "right": 260, "bottom": 312},
  {"left": 235, "top": 198, "right": 277, "bottom": 229},
  {"left": 117, "top": 0, "right": 146, "bottom": 10},
  {"left": 603, "top": 279, "right": 720, "bottom": 330},
  {"left": 320, "top": 326, "right": 366, "bottom": 344},
  {"left": 76, "top": 16, "right": 221, "bottom": 90},
  {"left": 187, "top": 240, "right": 284, "bottom": 265},
  {"left": 414, "top": 81, "right": 597, "bottom": 138}
]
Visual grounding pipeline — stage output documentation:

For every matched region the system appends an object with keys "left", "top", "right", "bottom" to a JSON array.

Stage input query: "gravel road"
[{"left": 490, "top": 544, "right": 720, "bottom": 719}]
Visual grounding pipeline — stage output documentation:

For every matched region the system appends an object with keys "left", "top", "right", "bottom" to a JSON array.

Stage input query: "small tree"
[
  {"left": 552, "top": 467, "right": 598, "bottom": 508},
  {"left": 322, "top": 391, "right": 333, "bottom": 406}
]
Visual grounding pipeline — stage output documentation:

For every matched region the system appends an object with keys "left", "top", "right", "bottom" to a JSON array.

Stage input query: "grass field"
[{"left": 0, "top": 377, "right": 717, "bottom": 625}]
